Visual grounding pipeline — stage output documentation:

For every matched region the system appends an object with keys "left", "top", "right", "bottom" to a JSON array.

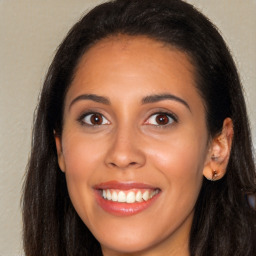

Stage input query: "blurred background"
[{"left": 0, "top": 0, "right": 255, "bottom": 255}]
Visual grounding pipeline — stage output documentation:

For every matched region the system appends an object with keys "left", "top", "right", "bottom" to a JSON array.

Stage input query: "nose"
[{"left": 104, "top": 126, "right": 146, "bottom": 170}]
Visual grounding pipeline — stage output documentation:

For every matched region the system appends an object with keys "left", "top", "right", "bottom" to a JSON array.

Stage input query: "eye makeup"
[
  {"left": 144, "top": 111, "right": 178, "bottom": 126},
  {"left": 77, "top": 111, "right": 110, "bottom": 127}
]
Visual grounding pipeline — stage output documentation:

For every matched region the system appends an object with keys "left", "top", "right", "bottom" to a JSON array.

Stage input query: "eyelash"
[
  {"left": 78, "top": 111, "right": 178, "bottom": 127},
  {"left": 145, "top": 111, "right": 178, "bottom": 127},
  {"left": 78, "top": 112, "right": 110, "bottom": 126}
]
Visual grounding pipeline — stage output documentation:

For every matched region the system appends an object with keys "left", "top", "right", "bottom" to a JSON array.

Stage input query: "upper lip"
[{"left": 94, "top": 180, "right": 159, "bottom": 190}]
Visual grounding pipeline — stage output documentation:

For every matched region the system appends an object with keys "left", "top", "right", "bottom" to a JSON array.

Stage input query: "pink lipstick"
[{"left": 94, "top": 181, "right": 161, "bottom": 216}]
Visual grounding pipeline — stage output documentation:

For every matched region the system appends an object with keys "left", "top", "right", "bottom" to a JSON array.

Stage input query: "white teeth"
[
  {"left": 117, "top": 191, "right": 126, "bottom": 202},
  {"left": 107, "top": 190, "right": 112, "bottom": 200},
  {"left": 142, "top": 190, "right": 149, "bottom": 201},
  {"left": 150, "top": 190, "right": 156, "bottom": 198},
  {"left": 135, "top": 191, "right": 143, "bottom": 202},
  {"left": 126, "top": 191, "right": 136, "bottom": 203},
  {"left": 103, "top": 190, "right": 107, "bottom": 199},
  {"left": 101, "top": 189, "right": 159, "bottom": 203},
  {"left": 112, "top": 191, "right": 118, "bottom": 201}
]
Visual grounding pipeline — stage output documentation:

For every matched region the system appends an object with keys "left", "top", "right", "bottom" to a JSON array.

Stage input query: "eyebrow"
[
  {"left": 69, "top": 94, "right": 110, "bottom": 110},
  {"left": 69, "top": 93, "right": 190, "bottom": 112},
  {"left": 142, "top": 93, "right": 191, "bottom": 111}
]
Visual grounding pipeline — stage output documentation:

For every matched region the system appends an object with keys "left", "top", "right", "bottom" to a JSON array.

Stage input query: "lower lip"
[{"left": 94, "top": 190, "right": 160, "bottom": 216}]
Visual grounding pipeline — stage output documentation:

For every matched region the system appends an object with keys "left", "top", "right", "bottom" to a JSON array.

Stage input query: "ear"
[
  {"left": 203, "top": 118, "right": 234, "bottom": 181},
  {"left": 54, "top": 132, "right": 66, "bottom": 172}
]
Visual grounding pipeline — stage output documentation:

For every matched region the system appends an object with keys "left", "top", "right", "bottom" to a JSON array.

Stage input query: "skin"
[{"left": 55, "top": 36, "right": 233, "bottom": 256}]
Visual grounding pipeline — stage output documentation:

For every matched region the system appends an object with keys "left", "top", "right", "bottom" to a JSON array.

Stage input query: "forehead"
[
  {"left": 74, "top": 35, "right": 195, "bottom": 82},
  {"left": 66, "top": 35, "right": 202, "bottom": 110}
]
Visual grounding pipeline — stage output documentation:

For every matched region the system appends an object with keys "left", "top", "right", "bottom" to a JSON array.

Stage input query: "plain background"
[{"left": 0, "top": 0, "right": 255, "bottom": 255}]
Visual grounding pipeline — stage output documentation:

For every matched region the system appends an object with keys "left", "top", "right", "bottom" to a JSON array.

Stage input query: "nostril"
[{"left": 108, "top": 161, "right": 138, "bottom": 168}]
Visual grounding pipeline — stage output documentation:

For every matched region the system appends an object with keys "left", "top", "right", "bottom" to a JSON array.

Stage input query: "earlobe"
[
  {"left": 54, "top": 132, "right": 66, "bottom": 172},
  {"left": 203, "top": 118, "right": 234, "bottom": 181},
  {"left": 203, "top": 166, "right": 219, "bottom": 181}
]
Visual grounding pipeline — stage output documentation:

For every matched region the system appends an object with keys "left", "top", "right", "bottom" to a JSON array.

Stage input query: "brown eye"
[
  {"left": 82, "top": 113, "right": 110, "bottom": 126},
  {"left": 90, "top": 113, "right": 103, "bottom": 125},
  {"left": 155, "top": 114, "right": 169, "bottom": 125},
  {"left": 146, "top": 113, "right": 175, "bottom": 126}
]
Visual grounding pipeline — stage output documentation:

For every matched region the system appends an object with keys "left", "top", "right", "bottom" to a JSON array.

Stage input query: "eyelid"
[
  {"left": 144, "top": 111, "right": 178, "bottom": 126},
  {"left": 77, "top": 109, "right": 178, "bottom": 127},
  {"left": 78, "top": 112, "right": 110, "bottom": 126}
]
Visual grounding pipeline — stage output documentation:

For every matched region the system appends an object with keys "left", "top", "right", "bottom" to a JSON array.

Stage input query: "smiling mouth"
[
  {"left": 101, "top": 188, "right": 160, "bottom": 203},
  {"left": 94, "top": 181, "right": 161, "bottom": 216}
]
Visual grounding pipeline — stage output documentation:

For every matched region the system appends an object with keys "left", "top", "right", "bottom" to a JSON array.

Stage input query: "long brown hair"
[{"left": 22, "top": 0, "right": 256, "bottom": 255}]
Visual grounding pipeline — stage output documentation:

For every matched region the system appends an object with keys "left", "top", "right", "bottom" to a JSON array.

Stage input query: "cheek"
[
  {"left": 149, "top": 132, "right": 207, "bottom": 179},
  {"left": 62, "top": 131, "right": 104, "bottom": 174},
  {"left": 61, "top": 133, "right": 104, "bottom": 216},
  {"left": 147, "top": 129, "right": 207, "bottom": 205}
]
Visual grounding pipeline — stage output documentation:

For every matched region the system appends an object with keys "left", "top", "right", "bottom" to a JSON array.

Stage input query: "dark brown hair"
[{"left": 22, "top": 0, "right": 256, "bottom": 255}]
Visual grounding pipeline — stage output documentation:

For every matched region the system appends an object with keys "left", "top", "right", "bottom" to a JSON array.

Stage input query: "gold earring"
[{"left": 212, "top": 170, "right": 218, "bottom": 181}]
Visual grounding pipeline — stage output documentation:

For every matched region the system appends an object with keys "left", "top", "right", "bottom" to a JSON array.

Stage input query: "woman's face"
[{"left": 56, "top": 36, "right": 211, "bottom": 255}]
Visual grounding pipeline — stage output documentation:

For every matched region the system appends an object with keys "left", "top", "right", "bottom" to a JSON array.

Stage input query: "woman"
[{"left": 22, "top": 0, "right": 256, "bottom": 255}]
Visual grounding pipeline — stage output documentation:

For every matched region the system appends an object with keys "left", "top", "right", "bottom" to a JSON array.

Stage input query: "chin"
[{"left": 99, "top": 232, "right": 160, "bottom": 255}]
